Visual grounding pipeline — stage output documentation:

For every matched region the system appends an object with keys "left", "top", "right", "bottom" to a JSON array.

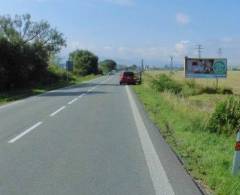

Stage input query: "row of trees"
[
  {"left": 69, "top": 50, "right": 117, "bottom": 76},
  {"left": 0, "top": 14, "right": 117, "bottom": 91},
  {"left": 0, "top": 14, "right": 66, "bottom": 90}
]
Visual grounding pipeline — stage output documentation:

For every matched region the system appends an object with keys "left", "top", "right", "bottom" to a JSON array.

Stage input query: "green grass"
[
  {"left": 149, "top": 70, "right": 240, "bottom": 95},
  {"left": 133, "top": 73, "right": 240, "bottom": 195},
  {"left": 0, "top": 74, "right": 99, "bottom": 106}
]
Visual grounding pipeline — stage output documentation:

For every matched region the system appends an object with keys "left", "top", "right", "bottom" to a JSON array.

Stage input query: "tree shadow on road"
[{"left": 40, "top": 91, "right": 108, "bottom": 97}]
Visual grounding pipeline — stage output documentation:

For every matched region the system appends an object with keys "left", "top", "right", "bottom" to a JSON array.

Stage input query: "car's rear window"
[{"left": 123, "top": 72, "right": 134, "bottom": 77}]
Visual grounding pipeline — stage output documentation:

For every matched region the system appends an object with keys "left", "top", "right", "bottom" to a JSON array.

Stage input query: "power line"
[{"left": 195, "top": 44, "right": 204, "bottom": 58}]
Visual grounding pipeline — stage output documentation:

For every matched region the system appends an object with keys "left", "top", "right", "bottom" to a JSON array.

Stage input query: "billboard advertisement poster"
[{"left": 185, "top": 57, "right": 227, "bottom": 78}]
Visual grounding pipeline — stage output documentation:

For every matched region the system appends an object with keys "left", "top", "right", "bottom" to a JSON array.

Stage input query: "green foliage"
[
  {"left": 127, "top": 64, "right": 138, "bottom": 71},
  {"left": 46, "top": 65, "right": 69, "bottom": 84},
  {"left": 151, "top": 74, "right": 182, "bottom": 94},
  {"left": 48, "top": 54, "right": 62, "bottom": 67},
  {"left": 69, "top": 50, "right": 98, "bottom": 76},
  {"left": 221, "top": 88, "right": 233, "bottom": 95},
  {"left": 0, "top": 14, "right": 66, "bottom": 90},
  {"left": 208, "top": 97, "right": 240, "bottom": 135},
  {"left": 99, "top": 59, "right": 117, "bottom": 74},
  {"left": 0, "top": 14, "right": 66, "bottom": 53},
  {"left": 0, "top": 37, "right": 49, "bottom": 89},
  {"left": 133, "top": 77, "right": 240, "bottom": 194}
]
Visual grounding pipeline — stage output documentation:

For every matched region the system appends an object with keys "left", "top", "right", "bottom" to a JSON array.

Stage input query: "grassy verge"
[
  {"left": 0, "top": 74, "right": 99, "bottom": 106},
  {"left": 149, "top": 70, "right": 240, "bottom": 95},
  {"left": 133, "top": 73, "right": 240, "bottom": 195}
]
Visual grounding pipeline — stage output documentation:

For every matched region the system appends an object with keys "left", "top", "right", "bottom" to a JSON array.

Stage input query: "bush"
[
  {"left": 0, "top": 38, "right": 49, "bottom": 90},
  {"left": 199, "top": 86, "right": 233, "bottom": 95},
  {"left": 181, "top": 85, "right": 199, "bottom": 97},
  {"left": 0, "top": 14, "right": 66, "bottom": 91},
  {"left": 99, "top": 59, "right": 117, "bottom": 74},
  {"left": 221, "top": 88, "right": 233, "bottom": 95},
  {"left": 151, "top": 74, "right": 182, "bottom": 94},
  {"left": 207, "top": 97, "right": 240, "bottom": 135},
  {"left": 69, "top": 50, "right": 98, "bottom": 76},
  {"left": 185, "top": 79, "right": 197, "bottom": 88},
  {"left": 45, "top": 65, "right": 75, "bottom": 85}
]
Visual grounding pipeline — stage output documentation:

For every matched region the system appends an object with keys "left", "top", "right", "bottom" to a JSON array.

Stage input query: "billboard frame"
[{"left": 184, "top": 57, "right": 228, "bottom": 79}]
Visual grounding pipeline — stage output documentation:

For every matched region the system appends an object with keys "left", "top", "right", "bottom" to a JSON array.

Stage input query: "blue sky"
[{"left": 1, "top": 0, "right": 240, "bottom": 66}]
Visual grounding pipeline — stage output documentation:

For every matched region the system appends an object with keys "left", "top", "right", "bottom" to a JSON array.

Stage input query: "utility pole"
[
  {"left": 141, "top": 59, "right": 144, "bottom": 72},
  {"left": 195, "top": 44, "right": 204, "bottom": 58},
  {"left": 218, "top": 48, "right": 223, "bottom": 58},
  {"left": 170, "top": 56, "right": 174, "bottom": 72},
  {"left": 66, "top": 61, "right": 69, "bottom": 82},
  {"left": 216, "top": 48, "right": 223, "bottom": 88},
  {"left": 139, "top": 59, "right": 144, "bottom": 84}
]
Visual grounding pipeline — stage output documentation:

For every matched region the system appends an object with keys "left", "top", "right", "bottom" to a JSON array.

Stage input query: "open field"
[
  {"left": 147, "top": 70, "right": 240, "bottom": 112},
  {"left": 149, "top": 70, "right": 240, "bottom": 95},
  {"left": 133, "top": 71, "right": 240, "bottom": 195}
]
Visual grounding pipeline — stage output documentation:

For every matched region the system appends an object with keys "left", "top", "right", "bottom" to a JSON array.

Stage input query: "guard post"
[{"left": 232, "top": 130, "right": 240, "bottom": 175}]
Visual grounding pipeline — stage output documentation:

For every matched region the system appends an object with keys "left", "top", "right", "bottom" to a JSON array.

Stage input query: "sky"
[{"left": 0, "top": 0, "right": 240, "bottom": 66}]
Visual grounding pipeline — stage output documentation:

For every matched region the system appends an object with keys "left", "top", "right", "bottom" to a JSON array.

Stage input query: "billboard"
[
  {"left": 185, "top": 57, "right": 227, "bottom": 78},
  {"left": 66, "top": 60, "right": 73, "bottom": 71}
]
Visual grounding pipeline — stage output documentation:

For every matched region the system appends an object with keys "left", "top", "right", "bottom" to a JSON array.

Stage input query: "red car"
[{"left": 119, "top": 71, "right": 136, "bottom": 85}]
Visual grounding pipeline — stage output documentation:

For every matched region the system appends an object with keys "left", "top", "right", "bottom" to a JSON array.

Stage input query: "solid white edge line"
[
  {"left": 49, "top": 106, "right": 66, "bottom": 117},
  {"left": 8, "top": 122, "right": 43, "bottom": 143},
  {"left": 68, "top": 98, "right": 78, "bottom": 105},
  {"left": 0, "top": 100, "right": 25, "bottom": 110},
  {"left": 78, "top": 93, "right": 86, "bottom": 98},
  {"left": 126, "top": 86, "right": 175, "bottom": 195},
  {"left": 88, "top": 86, "right": 97, "bottom": 92}
]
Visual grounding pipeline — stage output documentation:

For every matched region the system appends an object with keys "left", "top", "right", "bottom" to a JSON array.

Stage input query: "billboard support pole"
[{"left": 216, "top": 77, "right": 219, "bottom": 90}]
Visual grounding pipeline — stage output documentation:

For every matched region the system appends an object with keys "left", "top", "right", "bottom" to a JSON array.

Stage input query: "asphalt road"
[{"left": 0, "top": 75, "right": 203, "bottom": 195}]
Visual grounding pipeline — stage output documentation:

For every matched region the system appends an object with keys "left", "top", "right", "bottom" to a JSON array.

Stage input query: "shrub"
[
  {"left": 200, "top": 87, "right": 218, "bottom": 94},
  {"left": 220, "top": 88, "right": 233, "bottom": 95},
  {"left": 151, "top": 74, "right": 182, "bottom": 94},
  {"left": 69, "top": 50, "right": 99, "bottom": 76},
  {"left": 46, "top": 65, "right": 74, "bottom": 84},
  {"left": 181, "top": 85, "right": 198, "bottom": 97},
  {"left": 199, "top": 87, "right": 233, "bottom": 95},
  {"left": 185, "top": 79, "right": 197, "bottom": 89},
  {"left": 207, "top": 97, "right": 240, "bottom": 135}
]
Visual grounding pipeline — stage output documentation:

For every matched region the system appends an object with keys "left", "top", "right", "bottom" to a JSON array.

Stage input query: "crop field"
[{"left": 150, "top": 70, "right": 240, "bottom": 94}]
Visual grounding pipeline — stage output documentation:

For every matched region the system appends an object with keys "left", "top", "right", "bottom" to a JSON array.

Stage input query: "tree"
[
  {"left": 0, "top": 14, "right": 66, "bottom": 53},
  {"left": 127, "top": 64, "right": 137, "bottom": 71},
  {"left": 69, "top": 50, "right": 98, "bottom": 76},
  {"left": 0, "top": 14, "right": 66, "bottom": 90},
  {"left": 99, "top": 59, "right": 117, "bottom": 74}
]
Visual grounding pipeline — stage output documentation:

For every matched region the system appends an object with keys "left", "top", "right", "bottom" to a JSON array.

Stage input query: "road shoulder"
[{"left": 129, "top": 86, "right": 206, "bottom": 195}]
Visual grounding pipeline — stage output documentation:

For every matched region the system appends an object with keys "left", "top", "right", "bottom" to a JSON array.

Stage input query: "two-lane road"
[{"left": 0, "top": 75, "right": 203, "bottom": 195}]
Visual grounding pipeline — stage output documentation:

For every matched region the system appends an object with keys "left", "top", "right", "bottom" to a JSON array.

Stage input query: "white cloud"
[
  {"left": 176, "top": 13, "right": 190, "bottom": 25},
  {"left": 221, "top": 37, "right": 233, "bottom": 43},
  {"left": 103, "top": 46, "right": 113, "bottom": 50},
  {"left": 174, "top": 40, "right": 190, "bottom": 57}
]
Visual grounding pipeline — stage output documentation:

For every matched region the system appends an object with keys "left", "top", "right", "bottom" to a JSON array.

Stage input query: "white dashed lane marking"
[
  {"left": 49, "top": 106, "right": 66, "bottom": 117},
  {"left": 8, "top": 122, "right": 43, "bottom": 144}
]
